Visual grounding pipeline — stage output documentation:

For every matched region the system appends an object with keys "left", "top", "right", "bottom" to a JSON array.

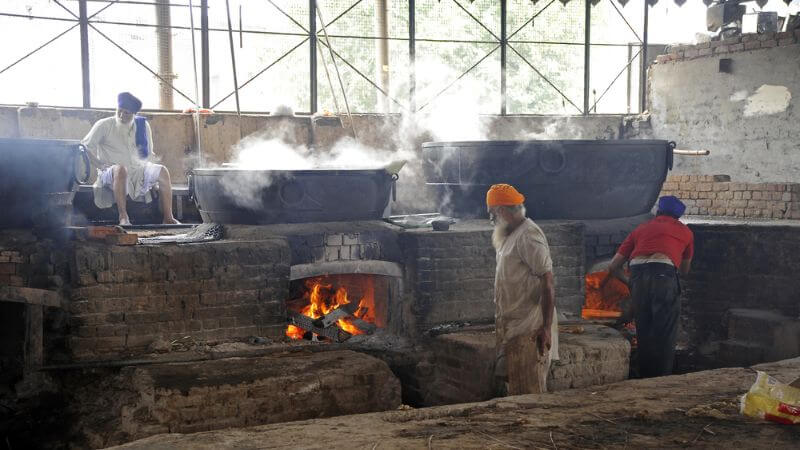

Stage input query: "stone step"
[
  {"left": 717, "top": 339, "right": 770, "bottom": 367},
  {"left": 726, "top": 308, "right": 800, "bottom": 347}
]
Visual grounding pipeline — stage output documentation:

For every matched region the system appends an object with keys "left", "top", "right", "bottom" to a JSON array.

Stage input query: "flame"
[
  {"left": 581, "top": 270, "right": 630, "bottom": 320},
  {"left": 286, "top": 276, "right": 377, "bottom": 340}
]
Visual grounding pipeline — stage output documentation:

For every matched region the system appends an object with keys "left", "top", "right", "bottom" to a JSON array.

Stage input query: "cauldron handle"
[
  {"left": 391, "top": 173, "right": 399, "bottom": 202},
  {"left": 76, "top": 144, "right": 91, "bottom": 184},
  {"left": 186, "top": 171, "right": 195, "bottom": 202}
]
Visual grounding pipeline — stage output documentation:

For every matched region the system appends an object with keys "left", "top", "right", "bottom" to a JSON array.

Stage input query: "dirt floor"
[{"left": 110, "top": 357, "right": 800, "bottom": 449}]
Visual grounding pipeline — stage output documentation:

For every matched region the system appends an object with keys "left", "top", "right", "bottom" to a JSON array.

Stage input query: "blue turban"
[
  {"left": 658, "top": 195, "right": 686, "bottom": 218},
  {"left": 117, "top": 92, "right": 142, "bottom": 113}
]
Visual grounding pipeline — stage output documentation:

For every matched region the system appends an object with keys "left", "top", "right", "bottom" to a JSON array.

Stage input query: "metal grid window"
[{"left": 1, "top": 0, "right": 676, "bottom": 115}]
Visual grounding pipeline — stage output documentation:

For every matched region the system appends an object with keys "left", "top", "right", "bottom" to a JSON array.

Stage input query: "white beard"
[
  {"left": 115, "top": 117, "right": 134, "bottom": 129},
  {"left": 492, "top": 217, "right": 511, "bottom": 251}
]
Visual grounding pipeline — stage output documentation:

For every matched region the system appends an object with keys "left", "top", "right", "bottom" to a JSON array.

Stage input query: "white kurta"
[
  {"left": 81, "top": 116, "right": 158, "bottom": 209},
  {"left": 494, "top": 218, "right": 560, "bottom": 376}
]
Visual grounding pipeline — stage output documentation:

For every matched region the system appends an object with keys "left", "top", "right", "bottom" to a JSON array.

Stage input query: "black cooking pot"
[
  {"left": 422, "top": 139, "right": 674, "bottom": 220},
  {"left": 0, "top": 137, "right": 89, "bottom": 228},
  {"left": 189, "top": 168, "right": 397, "bottom": 224}
]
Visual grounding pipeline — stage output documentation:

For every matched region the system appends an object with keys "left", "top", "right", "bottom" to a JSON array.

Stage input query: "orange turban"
[{"left": 486, "top": 184, "right": 525, "bottom": 207}]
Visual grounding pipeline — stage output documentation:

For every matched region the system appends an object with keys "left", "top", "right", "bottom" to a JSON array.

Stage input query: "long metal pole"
[
  {"left": 225, "top": 0, "right": 241, "bottom": 116},
  {"left": 500, "top": 0, "right": 507, "bottom": 115},
  {"left": 640, "top": 2, "right": 649, "bottom": 113},
  {"left": 188, "top": 0, "right": 203, "bottom": 164},
  {"left": 409, "top": 0, "right": 416, "bottom": 113},
  {"left": 79, "top": 0, "right": 90, "bottom": 108},
  {"left": 310, "top": 0, "right": 318, "bottom": 114},
  {"left": 375, "top": 0, "right": 390, "bottom": 114},
  {"left": 201, "top": 0, "right": 210, "bottom": 108},
  {"left": 317, "top": 5, "right": 357, "bottom": 139},
  {"left": 583, "top": 0, "right": 590, "bottom": 115}
]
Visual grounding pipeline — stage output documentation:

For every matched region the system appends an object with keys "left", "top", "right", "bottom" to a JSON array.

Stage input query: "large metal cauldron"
[
  {"left": 423, "top": 139, "right": 674, "bottom": 220},
  {"left": 0, "top": 138, "right": 88, "bottom": 228},
  {"left": 189, "top": 168, "right": 397, "bottom": 224}
]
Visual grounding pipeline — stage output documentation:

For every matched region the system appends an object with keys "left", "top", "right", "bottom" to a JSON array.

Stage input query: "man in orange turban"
[{"left": 487, "top": 184, "right": 558, "bottom": 395}]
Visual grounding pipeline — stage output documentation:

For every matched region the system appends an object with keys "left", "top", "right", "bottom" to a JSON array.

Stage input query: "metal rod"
[
  {"left": 507, "top": 43, "right": 582, "bottom": 114},
  {"left": 317, "top": 38, "right": 342, "bottom": 117},
  {"left": 239, "top": 4, "right": 243, "bottom": 48},
  {"left": 188, "top": 0, "right": 203, "bottom": 165},
  {"left": 589, "top": 47, "right": 642, "bottom": 113},
  {"left": 310, "top": 0, "right": 317, "bottom": 114},
  {"left": 626, "top": 43, "right": 632, "bottom": 114},
  {"left": 0, "top": 23, "right": 78, "bottom": 77},
  {"left": 641, "top": 1, "right": 650, "bottom": 113},
  {"left": 267, "top": 0, "right": 309, "bottom": 33},
  {"left": 584, "top": 0, "right": 591, "bottom": 115},
  {"left": 375, "top": 0, "right": 390, "bottom": 114},
  {"left": 452, "top": 0, "right": 500, "bottom": 42},
  {"left": 201, "top": 0, "right": 210, "bottom": 108},
  {"left": 88, "top": 23, "right": 198, "bottom": 104},
  {"left": 323, "top": 0, "right": 366, "bottom": 34},
  {"left": 409, "top": 0, "right": 416, "bottom": 113},
  {"left": 608, "top": 0, "right": 643, "bottom": 43},
  {"left": 79, "top": 0, "right": 90, "bottom": 107},
  {"left": 673, "top": 149, "right": 710, "bottom": 156},
  {"left": 212, "top": 38, "right": 309, "bottom": 110},
  {"left": 225, "top": 0, "right": 241, "bottom": 116},
  {"left": 507, "top": 0, "right": 556, "bottom": 41},
  {"left": 317, "top": 41, "right": 408, "bottom": 112},
  {"left": 317, "top": 4, "right": 357, "bottom": 139},
  {"left": 417, "top": 45, "right": 501, "bottom": 112},
  {"left": 500, "top": 0, "right": 507, "bottom": 115}
]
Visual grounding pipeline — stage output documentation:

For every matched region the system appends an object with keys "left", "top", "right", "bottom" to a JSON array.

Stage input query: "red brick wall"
[
  {"left": 660, "top": 175, "right": 800, "bottom": 219},
  {"left": 656, "top": 30, "right": 800, "bottom": 64}
]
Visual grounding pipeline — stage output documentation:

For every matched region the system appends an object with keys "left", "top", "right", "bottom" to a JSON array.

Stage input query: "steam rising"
[{"left": 215, "top": 57, "right": 597, "bottom": 214}]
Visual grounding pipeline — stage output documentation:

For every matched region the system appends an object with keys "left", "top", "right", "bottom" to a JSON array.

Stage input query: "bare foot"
[
  {"left": 119, "top": 217, "right": 131, "bottom": 226},
  {"left": 163, "top": 217, "right": 181, "bottom": 225}
]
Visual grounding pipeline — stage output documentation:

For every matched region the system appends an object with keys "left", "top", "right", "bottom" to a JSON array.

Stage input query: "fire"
[
  {"left": 286, "top": 276, "right": 376, "bottom": 340},
  {"left": 581, "top": 270, "right": 630, "bottom": 320}
]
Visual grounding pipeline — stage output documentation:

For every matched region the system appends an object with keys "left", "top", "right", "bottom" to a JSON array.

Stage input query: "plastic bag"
[{"left": 740, "top": 371, "right": 800, "bottom": 424}]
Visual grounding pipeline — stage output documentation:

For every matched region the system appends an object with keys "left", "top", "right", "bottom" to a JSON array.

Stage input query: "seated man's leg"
[
  {"left": 155, "top": 165, "right": 179, "bottom": 224},
  {"left": 112, "top": 165, "right": 130, "bottom": 225}
]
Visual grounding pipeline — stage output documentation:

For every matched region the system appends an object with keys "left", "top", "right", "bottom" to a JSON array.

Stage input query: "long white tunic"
[
  {"left": 81, "top": 117, "right": 157, "bottom": 208},
  {"left": 494, "top": 218, "right": 560, "bottom": 366}
]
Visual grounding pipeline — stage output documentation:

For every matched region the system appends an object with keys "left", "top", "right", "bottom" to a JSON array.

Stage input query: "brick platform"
[
  {"left": 405, "top": 324, "right": 630, "bottom": 406},
  {"left": 64, "top": 350, "right": 401, "bottom": 448},
  {"left": 67, "top": 238, "right": 291, "bottom": 361}
]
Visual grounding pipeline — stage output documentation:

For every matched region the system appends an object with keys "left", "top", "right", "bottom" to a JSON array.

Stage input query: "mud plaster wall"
[{"left": 648, "top": 40, "right": 800, "bottom": 182}]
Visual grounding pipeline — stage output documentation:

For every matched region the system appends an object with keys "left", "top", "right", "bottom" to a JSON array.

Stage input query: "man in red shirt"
[{"left": 605, "top": 196, "right": 694, "bottom": 377}]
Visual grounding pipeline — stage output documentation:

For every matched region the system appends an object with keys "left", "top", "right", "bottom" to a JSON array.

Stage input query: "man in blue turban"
[
  {"left": 603, "top": 195, "right": 694, "bottom": 378},
  {"left": 81, "top": 92, "right": 179, "bottom": 225}
]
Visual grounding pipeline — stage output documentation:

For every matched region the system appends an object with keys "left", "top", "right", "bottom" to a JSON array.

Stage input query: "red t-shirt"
[{"left": 617, "top": 215, "right": 694, "bottom": 267}]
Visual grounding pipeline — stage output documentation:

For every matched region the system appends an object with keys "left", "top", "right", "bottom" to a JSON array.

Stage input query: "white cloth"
[
  {"left": 81, "top": 116, "right": 159, "bottom": 209},
  {"left": 494, "top": 218, "right": 559, "bottom": 369}
]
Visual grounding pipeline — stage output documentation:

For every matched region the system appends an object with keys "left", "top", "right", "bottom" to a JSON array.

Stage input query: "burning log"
[
  {"left": 288, "top": 312, "right": 352, "bottom": 343},
  {"left": 286, "top": 276, "right": 379, "bottom": 341}
]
